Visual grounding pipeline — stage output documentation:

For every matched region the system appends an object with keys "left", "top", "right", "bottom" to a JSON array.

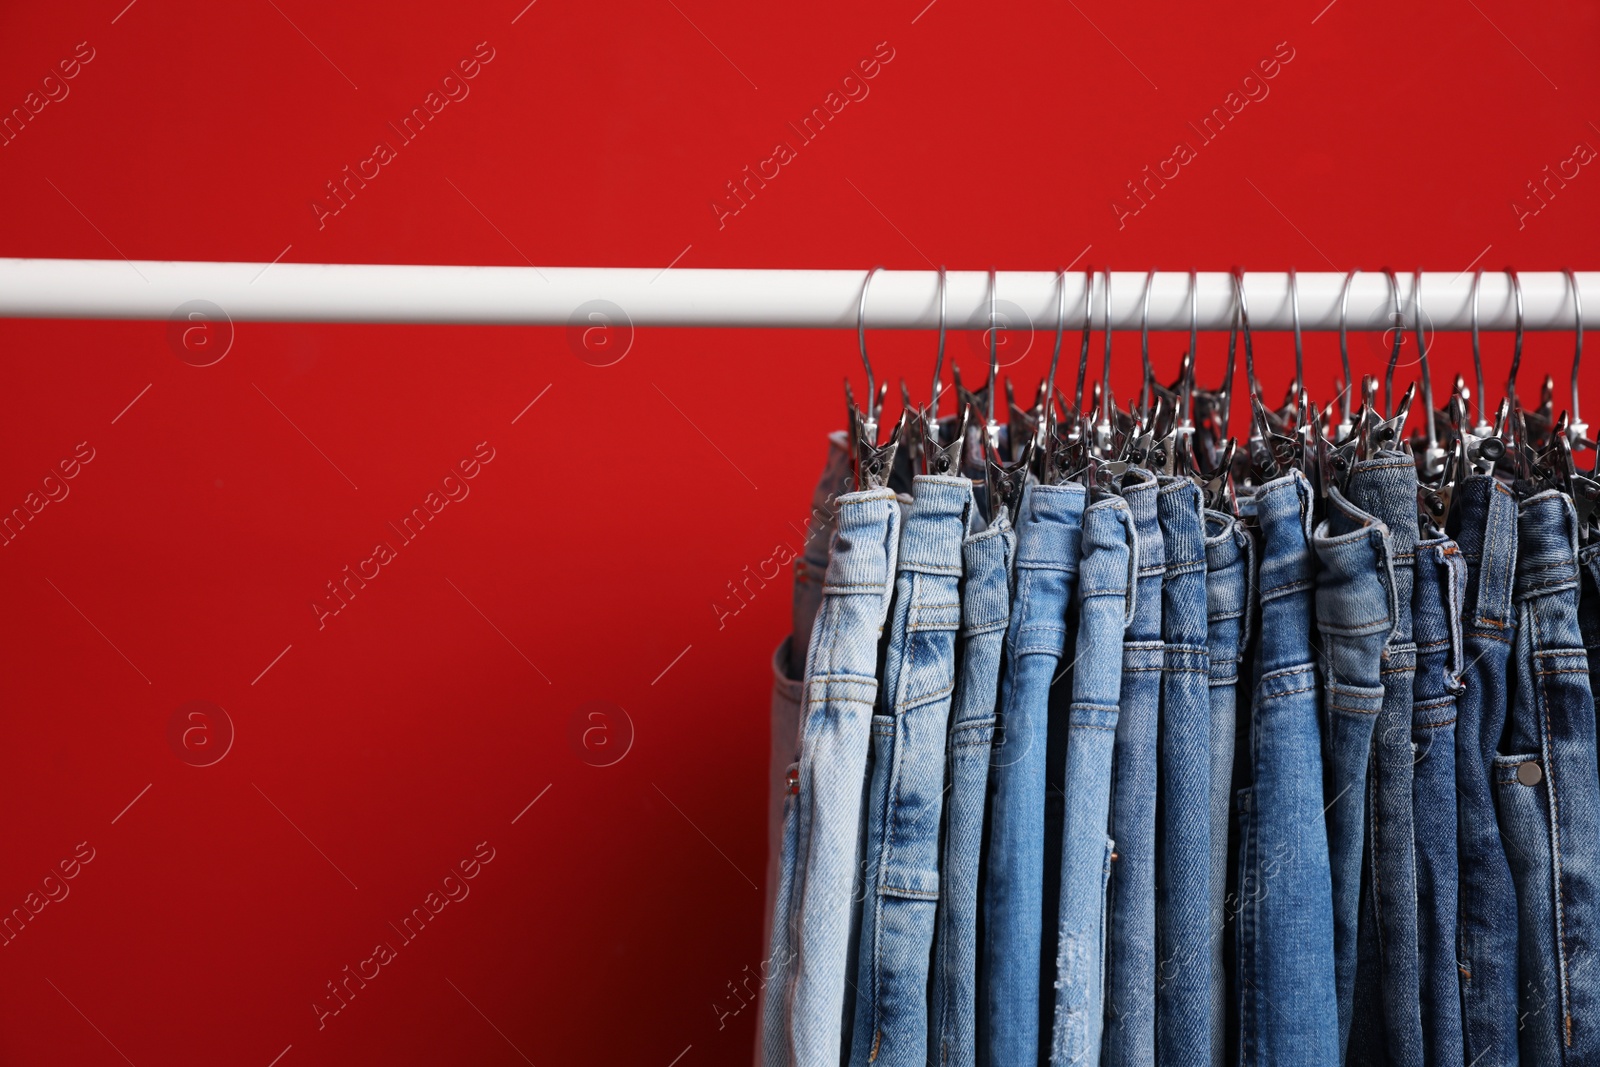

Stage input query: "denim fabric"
[
  {"left": 1204, "top": 509, "right": 1253, "bottom": 1067},
  {"left": 1496, "top": 751, "right": 1559, "bottom": 1066},
  {"left": 933, "top": 505, "right": 1016, "bottom": 1067},
  {"left": 1505, "top": 490, "right": 1600, "bottom": 1066},
  {"left": 1105, "top": 469, "right": 1164, "bottom": 1067},
  {"left": 1412, "top": 535, "right": 1466, "bottom": 1067},
  {"left": 1448, "top": 474, "right": 1521, "bottom": 1066},
  {"left": 1239, "top": 471, "right": 1339, "bottom": 1067},
  {"left": 984, "top": 482, "right": 1087, "bottom": 1067},
  {"left": 1047, "top": 495, "right": 1135, "bottom": 1067},
  {"left": 851, "top": 477, "right": 973, "bottom": 1067},
  {"left": 769, "top": 487, "right": 903, "bottom": 1067},
  {"left": 1312, "top": 486, "right": 1393, "bottom": 1059},
  {"left": 1344, "top": 453, "right": 1424, "bottom": 1067},
  {"left": 1152, "top": 479, "right": 1212, "bottom": 1067}
]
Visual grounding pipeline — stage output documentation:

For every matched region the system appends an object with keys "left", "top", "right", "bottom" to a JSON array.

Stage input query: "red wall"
[{"left": 0, "top": 1, "right": 1596, "bottom": 1064}]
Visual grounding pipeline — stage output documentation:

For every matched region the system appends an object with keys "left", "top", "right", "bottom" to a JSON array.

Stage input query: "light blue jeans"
[
  {"left": 763, "top": 487, "right": 902, "bottom": 1067},
  {"left": 1047, "top": 494, "right": 1134, "bottom": 1067},
  {"left": 1104, "top": 470, "right": 1163, "bottom": 1067},
  {"left": 1154, "top": 479, "right": 1212, "bottom": 1067},
  {"left": 984, "top": 481, "right": 1086, "bottom": 1067},
  {"left": 932, "top": 503, "right": 1014, "bottom": 1067},
  {"left": 850, "top": 476, "right": 972, "bottom": 1067}
]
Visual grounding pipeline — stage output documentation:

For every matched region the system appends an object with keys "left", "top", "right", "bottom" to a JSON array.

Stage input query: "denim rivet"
[{"left": 1517, "top": 761, "right": 1543, "bottom": 787}]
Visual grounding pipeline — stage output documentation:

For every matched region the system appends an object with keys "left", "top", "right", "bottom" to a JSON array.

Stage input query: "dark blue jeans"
[
  {"left": 1104, "top": 470, "right": 1164, "bottom": 1067},
  {"left": 1154, "top": 479, "right": 1212, "bottom": 1067},
  {"left": 1237, "top": 472, "right": 1339, "bottom": 1067},
  {"left": 1412, "top": 534, "right": 1466, "bottom": 1067},
  {"left": 1503, "top": 490, "right": 1600, "bottom": 1066},
  {"left": 1447, "top": 474, "right": 1520, "bottom": 1067},
  {"left": 1345, "top": 453, "right": 1424, "bottom": 1067},
  {"left": 1312, "top": 486, "right": 1393, "bottom": 1060}
]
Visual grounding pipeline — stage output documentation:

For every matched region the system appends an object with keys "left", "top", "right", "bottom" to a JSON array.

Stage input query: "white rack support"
[{"left": 0, "top": 260, "right": 1590, "bottom": 331}]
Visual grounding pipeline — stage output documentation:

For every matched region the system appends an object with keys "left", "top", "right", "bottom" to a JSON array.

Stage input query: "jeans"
[
  {"left": 851, "top": 477, "right": 972, "bottom": 1067},
  {"left": 1412, "top": 535, "right": 1466, "bottom": 1067},
  {"left": 1504, "top": 490, "right": 1600, "bottom": 1066},
  {"left": 1344, "top": 453, "right": 1424, "bottom": 1067},
  {"left": 1105, "top": 470, "right": 1164, "bottom": 1067},
  {"left": 1312, "top": 486, "right": 1393, "bottom": 1060},
  {"left": 1047, "top": 494, "right": 1135, "bottom": 1067},
  {"left": 766, "top": 487, "right": 903, "bottom": 1067},
  {"left": 932, "top": 504, "right": 1015, "bottom": 1067},
  {"left": 1204, "top": 509, "right": 1253, "bottom": 1067},
  {"left": 1154, "top": 479, "right": 1212, "bottom": 1067},
  {"left": 985, "top": 482, "right": 1087, "bottom": 1067},
  {"left": 760, "top": 432, "right": 857, "bottom": 1067},
  {"left": 1239, "top": 471, "right": 1339, "bottom": 1067},
  {"left": 1447, "top": 474, "right": 1521, "bottom": 1067}
]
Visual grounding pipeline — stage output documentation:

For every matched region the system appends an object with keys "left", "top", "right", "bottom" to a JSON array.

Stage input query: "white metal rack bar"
[{"left": 0, "top": 260, "right": 1590, "bottom": 331}]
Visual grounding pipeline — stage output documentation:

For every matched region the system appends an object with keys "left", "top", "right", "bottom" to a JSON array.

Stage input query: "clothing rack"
[{"left": 0, "top": 260, "right": 1591, "bottom": 331}]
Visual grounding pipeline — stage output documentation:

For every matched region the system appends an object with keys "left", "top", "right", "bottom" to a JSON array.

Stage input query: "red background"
[{"left": 0, "top": 1, "right": 1596, "bottom": 1064}]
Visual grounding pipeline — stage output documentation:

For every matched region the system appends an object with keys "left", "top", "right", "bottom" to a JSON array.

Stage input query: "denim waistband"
[
  {"left": 1314, "top": 486, "right": 1398, "bottom": 641},
  {"left": 1205, "top": 509, "right": 1255, "bottom": 654},
  {"left": 1124, "top": 469, "right": 1164, "bottom": 640},
  {"left": 1254, "top": 471, "right": 1315, "bottom": 603},
  {"left": 822, "top": 488, "right": 902, "bottom": 604},
  {"left": 1515, "top": 488, "right": 1582, "bottom": 600},
  {"left": 1158, "top": 477, "right": 1207, "bottom": 644},
  {"left": 1083, "top": 494, "right": 1138, "bottom": 624},
  {"left": 898, "top": 475, "right": 974, "bottom": 575},
  {"left": 1344, "top": 451, "right": 1418, "bottom": 636},
  {"left": 961, "top": 508, "right": 1016, "bottom": 637},
  {"left": 1013, "top": 482, "right": 1088, "bottom": 572}
]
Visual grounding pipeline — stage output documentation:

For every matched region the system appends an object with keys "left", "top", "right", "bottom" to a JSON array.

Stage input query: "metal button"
[{"left": 1518, "top": 761, "right": 1543, "bottom": 787}]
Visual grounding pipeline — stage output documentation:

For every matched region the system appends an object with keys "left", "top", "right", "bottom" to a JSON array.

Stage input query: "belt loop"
[
  {"left": 1237, "top": 518, "right": 1257, "bottom": 653},
  {"left": 1439, "top": 542, "right": 1468, "bottom": 693},
  {"left": 1122, "top": 506, "right": 1139, "bottom": 626}
]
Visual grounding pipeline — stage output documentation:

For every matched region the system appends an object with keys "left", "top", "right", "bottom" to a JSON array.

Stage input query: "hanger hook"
[
  {"left": 1471, "top": 269, "right": 1488, "bottom": 430},
  {"left": 1045, "top": 267, "right": 1067, "bottom": 405},
  {"left": 1507, "top": 269, "right": 1525, "bottom": 409},
  {"left": 1140, "top": 268, "right": 1156, "bottom": 419},
  {"left": 857, "top": 265, "right": 883, "bottom": 407},
  {"left": 928, "top": 265, "right": 948, "bottom": 423},
  {"left": 1073, "top": 268, "right": 1094, "bottom": 415},
  {"left": 1220, "top": 272, "right": 1240, "bottom": 441},
  {"left": 1339, "top": 267, "right": 1359, "bottom": 425},
  {"left": 987, "top": 267, "right": 1000, "bottom": 431},
  {"left": 1100, "top": 267, "right": 1115, "bottom": 429},
  {"left": 1568, "top": 267, "right": 1585, "bottom": 446},
  {"left": 1382, "top": 268, "right": 1401, "bottom": 418},
  {"left": 1289, "top": 267, "right": 1304, "bottom": 404},
  {"left": 1414, "top": 268, "right": 1436, "bottom": 454},
  {"left": 1184, "top": 268, "right": 1198, "bottom": 426},
  {"left": 1232, "top": 267, "right": 1257, "bottom": 402}
]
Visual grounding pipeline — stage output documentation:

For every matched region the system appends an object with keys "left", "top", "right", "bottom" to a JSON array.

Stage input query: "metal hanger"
[
  {"left": 1045, "top": 267, "right": 1093, "bottom": 485},
  {"left": 922, "top": 267, "right": 968, "bottom": 477},
  {"left": 846, "top": 266, "right": 903, "bottom": 489},
  {"left": 1138, "top": 268, "right": 1157, "bottom": 421},
  {"left": 983, "top": 268, "right": 1032, "bottom": 518},
  {"left": 1334, "top": 267, "right": 1359, "bottom": 441}
]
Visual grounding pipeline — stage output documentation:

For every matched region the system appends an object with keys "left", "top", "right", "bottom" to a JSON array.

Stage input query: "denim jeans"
[
  {"left": 1344, "top": 453, "right": 1424, "bottom": 1067},
  {"left": 985, "top": 482, "right": 1087, "bottom": 1067},
  {"left": 1047, "top": 494, "right": 1135, "bottom": 1067},
  {"left": 1105, "top": 469, "right": 1164, "bottom": 1067},
  {"left": 1204, "top": 509, "right": 1253, "bottom": 1067},
  {"left": 1412, "top": 535, "right": 1465, "bottom": 1067},
  {"left": 851, "top": 476, "right": 972, "bottom": 1067},
  {"left": 1153, "top": 479, "right": 1212, "bottom": 1067},
  {"left": 932, "top": 504, "right": 1015, "bottom": 1067},
  {"left": 1238, "top": 471, "right": 1339, "bottom": 1067},
  {"left": 1504, "top": 490, "right": 1600, "bottom": 1066},
  {"left": 765, "top": 487, "right": 903, "bottom": 1067},
  {"left": 1448, "top": 474, "right": 1521, "bottom": 1067},
  {"left": 1312, "top": 486, "right": 1393, "bottom": 1059}
]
